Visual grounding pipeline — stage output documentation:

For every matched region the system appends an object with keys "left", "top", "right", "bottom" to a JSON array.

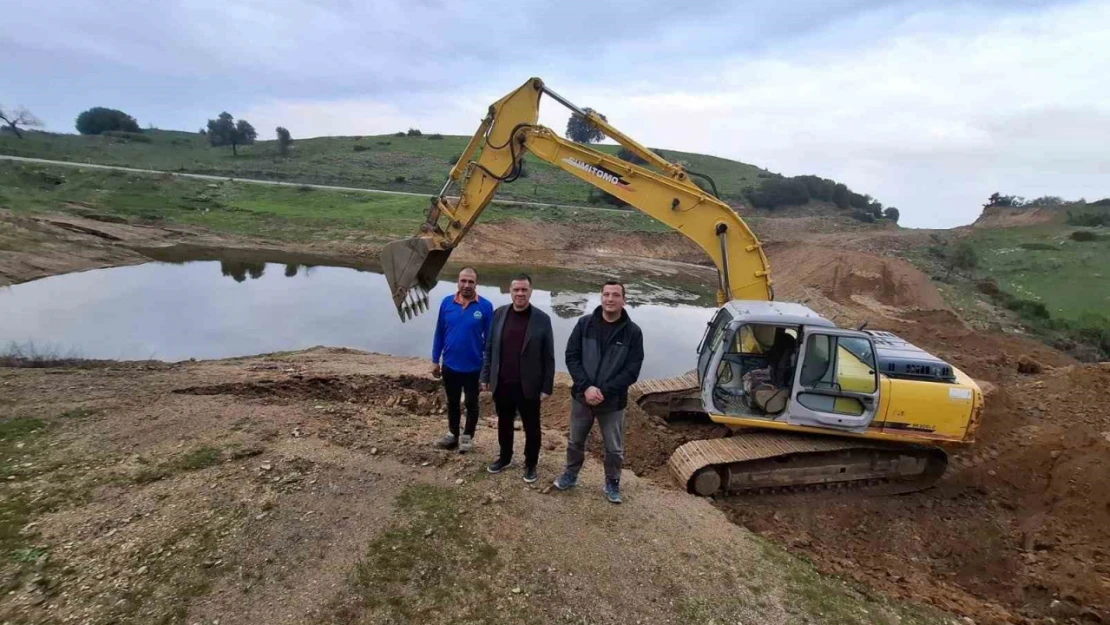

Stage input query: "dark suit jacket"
[{"left": 480, "top": 305, "right": 555, "bottom": 399}]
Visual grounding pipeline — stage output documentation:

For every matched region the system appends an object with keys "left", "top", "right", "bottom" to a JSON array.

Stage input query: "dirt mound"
[
  {"left": 458, "top": 221, "right": 707, "bottom": 266},
  {"left": 766, "top": 243, "right": 949, "bottom": 323},
  {"left": 974, "top": 205, "right": 1061, "bottom": 229},
  {"left": 719, "top": 361, "right": 1110, "bottom": 625}
]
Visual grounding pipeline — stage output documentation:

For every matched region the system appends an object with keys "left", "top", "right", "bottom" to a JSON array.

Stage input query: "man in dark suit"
[{"left": 480, "top": 273, "right": 555, "bottom": 483}]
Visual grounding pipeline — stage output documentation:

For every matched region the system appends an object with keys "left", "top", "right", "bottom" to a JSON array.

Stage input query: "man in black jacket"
[
  {"left": 480, "top": 274, "right": 555, "bottom": 483},
  {"left": 553, "top": 281, "right": 644, "bottom": 504}
]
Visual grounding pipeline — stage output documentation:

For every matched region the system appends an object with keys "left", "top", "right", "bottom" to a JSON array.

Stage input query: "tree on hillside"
[
  {"left": 746, "top": 178, "right": 810, "bottom": 210},
  {"left": 206, "top": 112, "right": 257, "bottom": 156},
  {"left": 276, "top": 126, "right": 293, "bottom": 156},
  {"left": 75, "top": 107, "right": 140, "bottom": 135},
  {"left": 984, "top": 192, "right": 1025, "bottom": 208},
  {"left": 566, "top": 107, "right": 606, "bottom": 144},
  {"left": 832, "top": 183, "right": 851, "bottom": 209},
  {"left": 884, "top": 207, "right": 900, "bottom": 223},
  {"left": 0, "top": 105, "right": 42, "bottom": 139}
]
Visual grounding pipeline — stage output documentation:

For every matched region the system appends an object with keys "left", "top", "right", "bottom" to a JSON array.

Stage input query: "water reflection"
[{"left": 0, "top": 252, "right": 716, "bottom": 378}]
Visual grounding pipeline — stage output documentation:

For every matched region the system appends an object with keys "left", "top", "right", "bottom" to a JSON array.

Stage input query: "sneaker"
[
  {"left": 523, "top": 466, "right": 538, "bottom": 484},
  {"left": 435, "top": 433, "right": 458, "bottom": 450},
  {"left": 487, "top": 458, "right": 513, "bottom": 474},
  {"left": 552, "top": 472, "right": 577, "bottom": 491},
  {"left": 458, "top": 434, "right": 474, "bottom": 453},
  {"left": 604, "top": 479, "right": 622, "bottom": 504}
]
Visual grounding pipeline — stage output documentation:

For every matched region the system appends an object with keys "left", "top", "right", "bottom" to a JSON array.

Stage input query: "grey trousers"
[{"left": 565, "top": 399, "right": 625, "bottom": 482}]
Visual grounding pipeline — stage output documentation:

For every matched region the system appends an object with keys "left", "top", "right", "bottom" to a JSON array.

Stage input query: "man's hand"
[
  {"left": 585, "top": 386, "right": 605, "bottom": 406},
  {"left": 431, "top": 362, "right": 441, "bottom": 379},
  {"left": 481, "top": 383, "right": 490, "bottom": 393},
  {"left": 541, "top": 392, "right": 550, "bottom": 402}
]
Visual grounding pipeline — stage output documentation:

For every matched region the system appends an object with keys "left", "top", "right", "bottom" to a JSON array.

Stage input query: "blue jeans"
[{"left": 565, "top": 399, "right": 625, "bottom": 482}]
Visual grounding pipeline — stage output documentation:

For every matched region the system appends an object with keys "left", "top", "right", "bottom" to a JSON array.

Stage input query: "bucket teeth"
[{"left": 398, "top": 287, "right": 431, "bottom": 323}]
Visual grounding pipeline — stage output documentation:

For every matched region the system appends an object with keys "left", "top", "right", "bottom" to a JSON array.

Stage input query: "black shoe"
[
  {"left": 487, "top": 458, "right": 513, "bottom": 474},
  {"left": 523, "top": 466, "right": 538, "bottom": 483}
]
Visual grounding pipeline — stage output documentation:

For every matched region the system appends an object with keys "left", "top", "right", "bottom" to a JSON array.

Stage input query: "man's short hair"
[
  {"left": 511, "top": 273, "right": 532, "bottom": 286},
  {"left": 458, "top": 267, "right": 478, "bottom": 280},
  {"left": 603, "top": 280, "right": 626, "bottom": 297}
]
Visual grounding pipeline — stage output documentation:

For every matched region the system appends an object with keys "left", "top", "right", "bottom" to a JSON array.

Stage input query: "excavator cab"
[{"left": 698, "top": 301, "right": 884, "bottom": 433}]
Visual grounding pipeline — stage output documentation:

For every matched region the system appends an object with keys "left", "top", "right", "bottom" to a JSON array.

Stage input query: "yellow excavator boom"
[{"left": 381, "top": 77, "right": 773, "bottom": 320}]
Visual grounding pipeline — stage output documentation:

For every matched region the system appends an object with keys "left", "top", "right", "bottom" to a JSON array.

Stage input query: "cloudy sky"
[{"left": 3, "top": 0, "right": 1108, "bottom": 228}]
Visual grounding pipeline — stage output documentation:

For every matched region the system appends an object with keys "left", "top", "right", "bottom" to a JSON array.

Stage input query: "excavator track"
[
  {"left": 631, "top": 372, "right": 704, "bottom": 418},
  {"left": 669, "top": 431, "right": 947, "bottom": 497}
]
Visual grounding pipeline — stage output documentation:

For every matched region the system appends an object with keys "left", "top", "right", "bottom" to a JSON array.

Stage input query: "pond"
[{"left": 0, "top": 248, "right": 718, "bottom": 379}]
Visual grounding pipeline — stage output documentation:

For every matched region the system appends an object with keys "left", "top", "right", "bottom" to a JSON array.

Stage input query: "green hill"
[{"left": 0, "top": 129, "right": 875, "bottom": 216}]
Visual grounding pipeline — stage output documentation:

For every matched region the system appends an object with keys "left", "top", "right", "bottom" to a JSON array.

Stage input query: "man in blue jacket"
[{"left": 431, "top": 267, "right": 494, "bottom": 452}]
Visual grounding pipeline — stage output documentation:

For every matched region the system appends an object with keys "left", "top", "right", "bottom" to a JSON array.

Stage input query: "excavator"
[{"left": 380, "top": 77, "right": 985, "bottom": 497}]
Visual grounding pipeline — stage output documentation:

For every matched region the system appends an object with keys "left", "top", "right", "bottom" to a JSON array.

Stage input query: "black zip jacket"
[{"left": 565, "top": 306, "right": 645, "bottom": 412}]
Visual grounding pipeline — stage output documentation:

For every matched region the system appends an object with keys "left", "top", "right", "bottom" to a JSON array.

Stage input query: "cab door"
[
  {"left": 787, "top": 327, "right": 881, "bottom": 433},
  {"left": 697, "top": 308, "right": 732, "bottom": 385}
]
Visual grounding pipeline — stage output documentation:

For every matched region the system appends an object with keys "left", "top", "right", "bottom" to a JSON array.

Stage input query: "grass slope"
[
  {"left": 0, "top": 129, "right": 768, "bottom": 206},
  {"left": 0, "top": 160, "right": 669, "bottom": 243},
  {"left": 968, "top": 223, "right": 1110, "bottom": 356}
]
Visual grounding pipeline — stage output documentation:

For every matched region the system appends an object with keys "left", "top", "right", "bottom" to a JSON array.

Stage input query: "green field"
[
  {"left": 0, "top": 160, "right": 669, "bottom": 243},
  {"left": 967, "top": 222, "right": 1110, "bottom": 357},
  {"left": 0, "top": 129, "right": 769, "bottom": 206}
]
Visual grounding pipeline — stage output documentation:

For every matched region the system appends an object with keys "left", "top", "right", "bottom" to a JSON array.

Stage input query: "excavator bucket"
[{"left": 380, "top": 236, "right": 451, "bottom": 322}]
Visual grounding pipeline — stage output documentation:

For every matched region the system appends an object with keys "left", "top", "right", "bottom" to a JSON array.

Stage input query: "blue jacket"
[{"left": 432, "top": 294, "right": 494, "bottom": 373}]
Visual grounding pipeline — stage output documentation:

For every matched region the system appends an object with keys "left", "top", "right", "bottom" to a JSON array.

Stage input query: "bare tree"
[{"left": 0, "top": 106, "right": 43, "bottom": 139}]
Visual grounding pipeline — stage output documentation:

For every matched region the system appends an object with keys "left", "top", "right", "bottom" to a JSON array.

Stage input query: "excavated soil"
[{"left": 767, "top": 242, "right": 951, "bottom": 324}]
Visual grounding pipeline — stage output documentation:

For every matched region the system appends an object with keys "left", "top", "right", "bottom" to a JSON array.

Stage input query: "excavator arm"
[{"left": 381, "top": 77, "right": 773, "bottom": 320}]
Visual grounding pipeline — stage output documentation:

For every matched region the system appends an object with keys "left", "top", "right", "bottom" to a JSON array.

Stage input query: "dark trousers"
[
  {"left": 494, "top": 383, "right": 541, "bottom": 469},
  {"left": 566, "top": 399, "right": 625, "bottom": 482},
  {"left": 442, "top": 366, "right": 480, "bottom": 438}
]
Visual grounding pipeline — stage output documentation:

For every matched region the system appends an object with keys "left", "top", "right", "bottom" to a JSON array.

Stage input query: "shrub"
[
  {"left": 427, "top": 133, "right": 444, "bottom": 140},
  {"left": 353, "top": 144, "right": 370, "bottom": 152},
  {"left": 747, "top": 178, "right": 810, "bottom": 210},
  {"left": 1004, "top": 297, "right": 1050, "bottom": 319},
  {"left": 394, "top": 131, "right": 406, "bottom": 137},
  {"left": 377, "top": 141, "right": 391, "bottom": 146},
  {"left": 406, "top": 128, "right": 422, "bottom": 137},
  {"left": 1070, "top": 230, "right": 1101, "bottom": 242},
  {"left": 394, "top": 176, "right": 406, "bottom": 183},
  {"left": 1066, "top": 208, "right": 1110, "bottom": 227},
  {"left": 851, "top": 209, "right": 875, "bottom": 223},
  {"left": 76, "top": 107, "right": 141, "bottom": 135},
  {"left": 616, "top": 146, "right": 667, "bottom": 166}
]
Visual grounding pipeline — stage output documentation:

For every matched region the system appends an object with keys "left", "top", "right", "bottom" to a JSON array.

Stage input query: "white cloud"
[
  {"left": 4, "top": 0, "right": 1106, "bottom": 228},
  {"left": 538, "top": 1, "right": 1110, "bottom": 227}
]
